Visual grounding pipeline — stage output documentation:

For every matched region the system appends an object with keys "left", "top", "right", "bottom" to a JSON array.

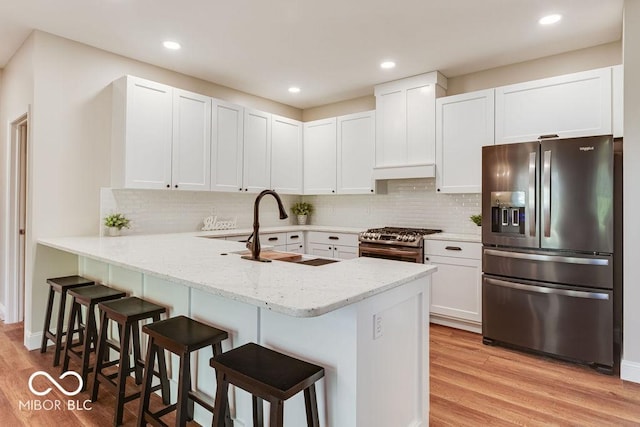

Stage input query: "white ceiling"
[{"left": 0, "top": 0, "right": 623, "bottom": 109}]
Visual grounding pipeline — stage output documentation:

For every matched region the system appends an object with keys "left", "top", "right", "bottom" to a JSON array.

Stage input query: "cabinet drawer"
[
  {"left": 425, "top": 240, "right": 481, "bottom": 260},
  {"left": 306, "top": 231, "right": 358, "bottom": 247},
  {"left": 260, "top": 232, "right": 287, "bottom": 245},
  {"left": 286, "top": 232, "right": 305, "bottom": 245}
]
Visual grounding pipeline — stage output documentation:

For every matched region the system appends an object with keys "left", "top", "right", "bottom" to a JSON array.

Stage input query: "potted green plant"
[
  {"left": 291, "top": 202, "right": 313, "bottom": 225},
  {"left": 104, "top": 213, "right": 131, "bottom": 236}
]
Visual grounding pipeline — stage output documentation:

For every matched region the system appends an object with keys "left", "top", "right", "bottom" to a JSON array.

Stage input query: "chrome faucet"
[{"left": 242, "top": 190, "right": 289, "bottom": 262}]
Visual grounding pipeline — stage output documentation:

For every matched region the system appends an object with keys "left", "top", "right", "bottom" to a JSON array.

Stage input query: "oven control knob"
[
  {"left": 404, "top": 235, "right": 410, "bottom": 241},
  {"left": 408, "top": 236, "right": 416, "bottom": 242},
  {"left": 396, "top": 235, "right": 402, "bottom": 241}
]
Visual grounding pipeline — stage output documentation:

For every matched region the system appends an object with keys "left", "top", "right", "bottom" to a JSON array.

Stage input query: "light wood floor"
[{"left": 2, "top": 321, "right": 640, "bottom": 426}]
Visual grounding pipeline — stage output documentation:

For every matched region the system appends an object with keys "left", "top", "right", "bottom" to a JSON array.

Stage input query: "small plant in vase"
[
  {"left": 291, "top": 202, "right": 313, "bottom": 225},
  {"left": 470, "top": 214, "right": 482, "bottom": 234},
  {"left": 104, "top": 213, "right": 131, "bottom": 236}
]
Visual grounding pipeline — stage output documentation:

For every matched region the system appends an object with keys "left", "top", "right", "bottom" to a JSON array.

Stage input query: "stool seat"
[
  {"left": 41, "top": 275, "right": 94, "bottom": 366},
  {"left": 138, "top": 315, "right": 230, "bottom": 427},
  {"left": 62, "top": 284, "right": 126, "bottom": 390},
  {"left": 91, "top": 297, "right": 169, "bottom": 426},
  {"left": 211, "top": 343, "right": 325, "bottom": 427}
]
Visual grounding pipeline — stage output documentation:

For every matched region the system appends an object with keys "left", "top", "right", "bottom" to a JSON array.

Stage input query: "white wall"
[{"left": 621, "top": 1, "right": 640, "bottom": 383}]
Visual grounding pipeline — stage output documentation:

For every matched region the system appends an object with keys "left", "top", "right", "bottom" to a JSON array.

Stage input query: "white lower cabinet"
[
  {"left": 285, "top": 232, "right": 305, "bottom": 253},
  {"left": 425, "top": 240, "right": 482, "bottom": 333},
  {"left": 306, "top": 231, "right": 359, "bottom": 260}
]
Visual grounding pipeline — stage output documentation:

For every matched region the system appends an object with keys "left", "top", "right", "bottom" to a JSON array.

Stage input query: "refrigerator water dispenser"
[{"left": 490, "top": 191, "right": 525, "bottom": 235}]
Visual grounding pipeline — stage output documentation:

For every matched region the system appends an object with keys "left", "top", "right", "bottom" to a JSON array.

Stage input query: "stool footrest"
[{"left": 189, "top": 389, "right": 215, "bottom": 413}]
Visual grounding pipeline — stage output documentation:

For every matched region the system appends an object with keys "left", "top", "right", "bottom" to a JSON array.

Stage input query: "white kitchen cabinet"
[
  {"left": 425, "top": 240, "right": 482, "bottom": 333},
  {"left": 306, "top": 231, "right": 359, "bottom": 260},
  {"left": 303, "top": 118, "right": 337, "bottom": 195},
  {"left": 373, "top": 72, "right": 447, "bottom": 180},
  {"left": 495, "top": 67, "right": 612, "bottom": 144},
  {"left": 243, "top": 109, "right": 272, "bottom": 193},
  {"left": 211, "top": 99, "right": 244, "bottom": 192},
  {"left": 612, "top": 64, "right": 623, "bottom": 138},
  {"left": 260, "top": 232, "right": 287, "bottom": 251},
  {"left": 435, "top": 89, "right": 494, "bottom": 194},
  {"left": 112, "top": 75, "right": 173, "bottom": 189},
  {"left": 271, "top": 115, "right": 303, "bottom": 194},
  {"left": 337, "top": 111, "right": 376, "bottom": 194},
  {"left": 285, "top": 232, "right": 305, "bottom": 253},
  {"left": 172, "top": 89, "right": 211, "bottom": 191}
]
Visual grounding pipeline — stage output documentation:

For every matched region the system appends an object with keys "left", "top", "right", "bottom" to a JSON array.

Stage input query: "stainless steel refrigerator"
[{"left": 481, "top": 135, "right": 622, "bottom": 374}]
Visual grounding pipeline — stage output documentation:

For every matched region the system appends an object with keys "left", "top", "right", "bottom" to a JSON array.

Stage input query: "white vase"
[
  {"left": 475, "top": 226, "right": 482, "bottom": 235},
  {"left": 108, "top": 227, "right": 120, "bottom": 237},
  {"left": 297, "top": 215, "right": 308, "bottom": 225}
]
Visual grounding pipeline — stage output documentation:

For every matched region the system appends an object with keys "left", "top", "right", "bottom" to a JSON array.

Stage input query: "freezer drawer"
[{"left": 483, "top": 275, "right": 613, "bottom": 368}]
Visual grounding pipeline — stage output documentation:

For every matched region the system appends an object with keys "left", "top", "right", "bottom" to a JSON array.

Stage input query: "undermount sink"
[{"left": 230, "top": 250, "right": 339, "bottom": 266}]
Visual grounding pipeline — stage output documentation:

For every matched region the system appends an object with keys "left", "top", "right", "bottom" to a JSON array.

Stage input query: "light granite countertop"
[
  {"left": 194, "top": 225, "right": 366, "bottom": 239},
  {"left": 38, "top": 233, "right": 435, "bottom": 318}
]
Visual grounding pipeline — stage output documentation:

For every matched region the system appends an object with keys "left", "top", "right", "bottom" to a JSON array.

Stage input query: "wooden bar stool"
[
  {"left": 90, "top": 297, "right": 170, "bottom": 426},
  {"left": 62, "top": 284, "right": 127, "bottom": 389},
  {"left": 41, "top": 275, "right": 94, "bottom": 366},
  {"left": 137, "top": 315, "right": 230, "bottom": 427},
  {"left": 210, "top": 343, "right": 325, "bottom": 427}
]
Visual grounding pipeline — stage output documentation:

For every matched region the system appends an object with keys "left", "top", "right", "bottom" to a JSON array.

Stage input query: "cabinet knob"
[
  {"left": 425, "top": 257, "right": 429, "bottom": 261},
  {"left": 174, "top": 185, "right": 178, "bottom": 188},
  {"left": 370, "top": 189, "right": 374, "bottom": 193},
  {"left": 166, "top": 184, "right": 170, "bottom": 188},
  {"left": 332, "top": 190, "right": 335, "bottom": 193},
  {"left": 239, "top": 188, "right": 242, "bottom": 191},
  {"left": 245, "top": 188, "right": 248, "bottom": 192},
  {"left": 437, "top": 188, "right": 440, "bottom": 192}
]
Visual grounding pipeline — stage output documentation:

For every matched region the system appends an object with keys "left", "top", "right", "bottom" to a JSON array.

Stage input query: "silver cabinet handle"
[
  {"left": 485, "top": 277, "right": 609, "bottom": 300},
  {"left": 528, "top": 151, "right": 536, "bottom": 237},
  {"left": 484, "top": 249, "right": 609, "bottom": 266},
  {"left": 543, "top": 150, "right": 551, "bottom": 238}
]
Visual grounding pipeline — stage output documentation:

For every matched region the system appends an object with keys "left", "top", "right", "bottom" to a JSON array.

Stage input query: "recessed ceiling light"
[
  {"left": 539, "top": 14, "right": 562, "bottom": 25},
  {"left": 163, "top": 41, "right": 181, "bottom": 50},
  {"left": 380, "top": 61, "right": 396, "bottom": 69},
  {"left": 288, "top": 87, "right": 301, "bottom": 93}
]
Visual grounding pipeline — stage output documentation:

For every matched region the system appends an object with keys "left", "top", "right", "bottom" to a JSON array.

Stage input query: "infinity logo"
[{"left": 28, "top": 371, "right": 83, "bottom": 397}]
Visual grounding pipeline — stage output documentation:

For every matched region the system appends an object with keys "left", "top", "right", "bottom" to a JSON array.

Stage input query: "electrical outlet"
[{"left": 373, "top": 313, "right": 383, "bottom": 340}]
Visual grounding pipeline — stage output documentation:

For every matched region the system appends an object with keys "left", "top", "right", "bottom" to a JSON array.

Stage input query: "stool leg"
[
  {"left": 211, "top": 342, "right": 232, "bottom": 427},
  {"left": 213, "top": 371, "right": 230, "bottom": 427},
  {"left": 253, "top": 396, "right": 264, "bottom": 427},
  {"left": 155, "top": 343, "right": 171, "bottom": 405},
  {"left": 304, "top": 384, "right": 320, "bottom": 427},
  {"left": 90, "top": 310, "right": 110, "bottom": 402},
  {"left": 131, "top": 321, "right": 143, "bottom": 384},
  {"left": 114, "top": 321, "right": 132, "bottom": 426},
  {"left": 137, "top": 337, "right": 157, "bottom": 427},
  {"left": 176, "top": 353, "right": 191, "bottom": 427},
  {"left": 62, "top": 301, "right": 79, "bottom": 374},
  {"left": 53, "top": 290, "right": 69, "bottom": 366},
  {"left": 80, "top": 303, "right": 98, "bottom": 390},
  {"left": 40, "top": 287, "right": 55, "bottom": 353},
  {"left": 269, "top": 398, "right": 284, "bottom": 427}
]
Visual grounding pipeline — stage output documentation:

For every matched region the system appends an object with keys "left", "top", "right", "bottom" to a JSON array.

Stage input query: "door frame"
[{"left": 5, "top": 112, "right": 29, "bottom": 323}]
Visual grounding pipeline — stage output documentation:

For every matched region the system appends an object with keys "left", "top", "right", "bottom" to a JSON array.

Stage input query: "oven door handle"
[
  {"left": 360, "top": 246, "right": 420, "bottom": 258},
  {"left": 485, "top": 277, "right": 610, "bottom": 300}
]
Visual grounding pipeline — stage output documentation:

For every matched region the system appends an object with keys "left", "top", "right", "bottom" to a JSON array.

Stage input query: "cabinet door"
[
  {"left": 333, "top": 245, "right": 358, "bottom": 260},
  {"left": 271, "top": 115, "right": 303, "bottom": 194},
  {"left": 303, "top": 118, "right": 337, "bottom": 195},
  {"left": 436, "top": 89, "right": 494, "bottom": 193},
  {"left": 427, "top": 255, "right": 482, "bottom": 322},
  {"left": 406, "top": 83, "right": 437, "bottom": 165},
  {"left": 211, "top": 100, "right": 244, "bottom": 192},
  {"left": 286, "top": 243, "right": 305, "bottom": 254},
  {"left": 612, "top": 65, "right": 623, "bottom": 138},
  {"left": 243, "top": 109, "right": 272, "bottom": 193},
  {"left": 172, "top": 89, "right": 211, "bottom": 191},
  {"left": 337, "top": 111, "right": 375, "bottom": 194},
  {"left": 375, "top": 88, "right": 406, "bottom": 167},
  {"left": 495, "top": 68, "right": 612, "bottom": 144},
  {"left": 307, "top": 242, "right": 334, "bottom": 258},
  {"left": 124, "top": 77, "right": 173, "bottom": 189}
]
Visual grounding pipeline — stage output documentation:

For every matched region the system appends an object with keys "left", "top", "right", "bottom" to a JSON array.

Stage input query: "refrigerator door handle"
[
  {"left": 543, "top": 150, "right": 552, "bottom": 237},
  {"left": 485, "top": 277, "right": 610, "bottom": 300},
  {"left": 484, "top": 249, "right": 609, "bottom": 266},
  {"left": 528, "top": 151, "right": 537, "bottom": 237}
]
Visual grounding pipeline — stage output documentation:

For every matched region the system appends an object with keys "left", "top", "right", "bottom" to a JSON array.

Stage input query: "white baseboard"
[
  {"left": 0, "top": 302, "right": 4, "bottom": 321},
  {"left": 24, "top": 329, "right": 43, "bottom": 351},
  {"left": 430, "top": 315, "right": 482, "bottom": 334},
  {"left": 621, "top": 359, "right": 640, "bottom": 384}
]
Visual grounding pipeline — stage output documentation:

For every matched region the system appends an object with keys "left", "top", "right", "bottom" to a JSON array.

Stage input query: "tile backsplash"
[{"left": 100, "top": 178, "right": 481, "bottom": 236}]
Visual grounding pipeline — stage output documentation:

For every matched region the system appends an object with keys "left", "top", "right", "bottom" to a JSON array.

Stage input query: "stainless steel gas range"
[{"left": 359, "top": 227, "right": 442, "bottom": 263}]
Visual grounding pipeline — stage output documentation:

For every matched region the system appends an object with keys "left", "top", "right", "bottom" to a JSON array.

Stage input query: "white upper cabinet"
[
  {"left": 495, "top": 67, "right": 613, "bottom": 144},
  {"left": 243, "top": 109, "right": 272, "bottom": 193},
  {"left": 337, "top": 111, "right": 375, "bottom": 194},
  {"left": 271, "top": 115, "right": 303, "bottom": 194},
  {"left": 172, "top": 89, "right": 212, "bottom": 191},
  {"left": 112, "top": 76, "right": 173, "bottom": 189},
  {"left": 211, "top": 99, "right": 244, "bottom": 192},
  {"left": 373, "top": 72, "right": 447, "bottom": 180},
  {"left": 304, "top": 118, "right": 337, "bottom": 195},
  {"left": 435, "top": 89, "right": 495, "bottom": 194},
  {"left": 612, "top": 64, "right": 623, "bottom": 138}
]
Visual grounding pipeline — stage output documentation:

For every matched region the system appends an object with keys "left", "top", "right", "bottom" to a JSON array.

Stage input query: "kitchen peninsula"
[{"left": 37, "top": 232, "right": 435, "bottom": 426}]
